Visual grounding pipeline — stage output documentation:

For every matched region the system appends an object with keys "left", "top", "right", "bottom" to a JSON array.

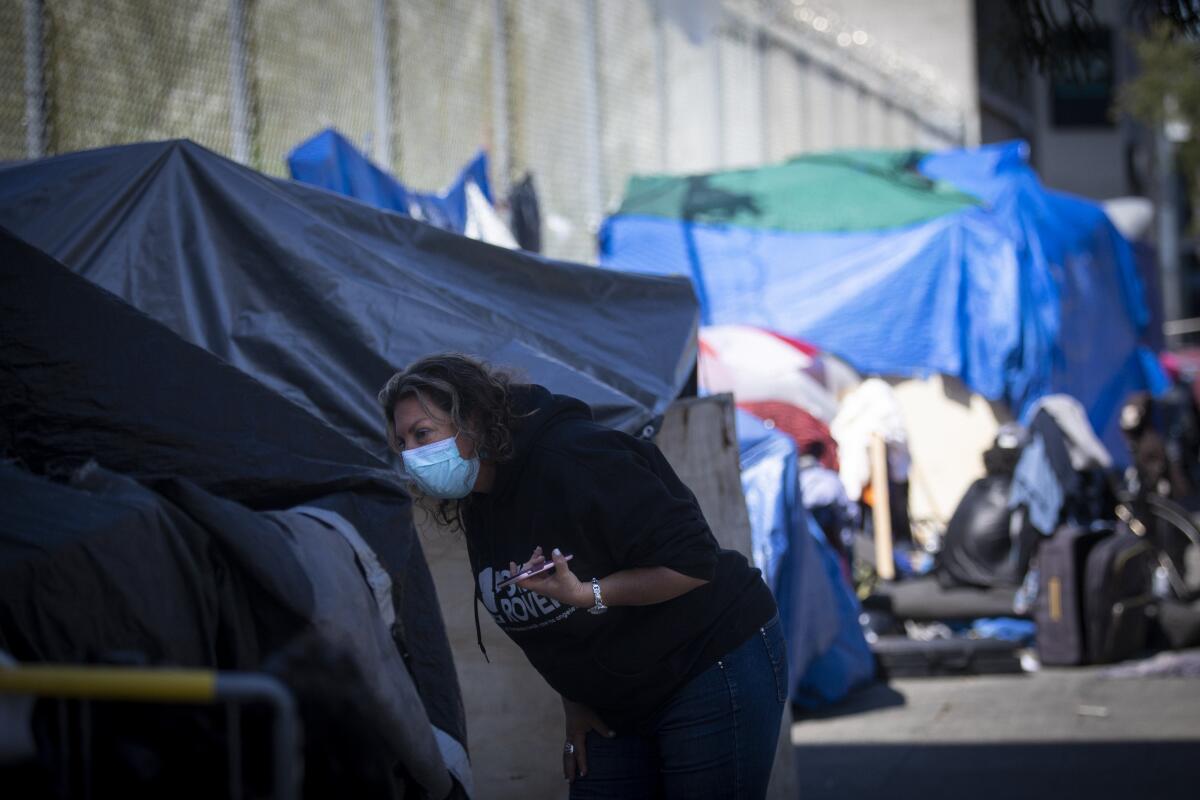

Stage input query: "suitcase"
[
  {"left": 871, "top": 635, "right": 1025, "bottom": 678},
  {"left": 1035, "top": 523, "right": 1153, "bottom": 666},
  {"left": 1083, "top": 526, "right": 1154, "bottom": 664},
  {"left": 1035, "top": 524, "right": 1108, "bottom": 666}
]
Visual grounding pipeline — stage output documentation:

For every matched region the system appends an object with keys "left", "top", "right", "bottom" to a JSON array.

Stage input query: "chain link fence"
[
  {"left": 393, "top": 0, "right": 494, "bottom": 190},
  {"left": 251, "top": 0, "right": 376, "bottom": 176},
  {"left": 1, "top": 2, "right": 30, "bottom": 159},
  {"left": 42, "top": 1, "right": 233, "bottom": 156},
  {"left": 2, "top": 0, "right": 967, "bottom": 263}
]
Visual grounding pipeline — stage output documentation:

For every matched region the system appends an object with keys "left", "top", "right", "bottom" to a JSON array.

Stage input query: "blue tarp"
[
  {"left": 737, "top": 409, "right": 875, "bottom": 707},
  {"left": 601, "top": 142, "right": 1167, "bottom": 458},
  {"left": 918, "top": 142, "right": 1168, "bottom": 446},
  {"left": 288, "top": 128, "right": 491, "bottom": 235}
]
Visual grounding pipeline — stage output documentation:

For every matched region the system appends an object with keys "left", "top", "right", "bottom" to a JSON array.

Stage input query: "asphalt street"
[{"left": 790, "top": 659, "right": 1200, "bottom": 800}]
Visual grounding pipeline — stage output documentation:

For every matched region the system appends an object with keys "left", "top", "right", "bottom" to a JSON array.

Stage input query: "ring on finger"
[{"left": 563, "top": 741, "right": 576, "bottom": 755}]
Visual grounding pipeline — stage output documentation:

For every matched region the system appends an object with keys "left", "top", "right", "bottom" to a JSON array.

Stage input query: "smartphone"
[{"left": 496, "top": 554, "right": 574, "bottom": 590}]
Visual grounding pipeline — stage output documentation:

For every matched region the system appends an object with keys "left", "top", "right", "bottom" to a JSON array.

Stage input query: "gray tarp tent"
[
  {"left": 0, "top": 227, "right": 463, "bottom": 796},
  {"left": 0, "top": 140, "right": 699, "bottom": 454}
]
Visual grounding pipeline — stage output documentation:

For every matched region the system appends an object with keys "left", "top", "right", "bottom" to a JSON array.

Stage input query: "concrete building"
[
  {"left": 976, "top": 0, "right": 1148, "bottom": 202},
  {"left": 822, "top": 0, "right": 1147, "bottom": 201},
  {"left": 824, "top": 0, "right": 1185, "bottom": 325}
]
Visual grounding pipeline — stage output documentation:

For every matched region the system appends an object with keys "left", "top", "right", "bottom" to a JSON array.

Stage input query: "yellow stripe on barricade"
[{"left": 0, "top": 666, "right": 218, "bottom": 703}]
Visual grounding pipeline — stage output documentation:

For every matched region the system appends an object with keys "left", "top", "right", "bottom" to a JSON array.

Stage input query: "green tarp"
[{"left": 616, "top": 150, "right": 981, "bottom": 233}]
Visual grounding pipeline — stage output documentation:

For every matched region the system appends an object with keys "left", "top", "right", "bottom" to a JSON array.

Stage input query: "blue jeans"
[{"left": 570, "top": 615, "right": 788, "bottom": 800}]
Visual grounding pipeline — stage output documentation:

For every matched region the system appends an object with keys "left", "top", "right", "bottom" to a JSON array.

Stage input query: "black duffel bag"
[{"left": 938, "top": 474, "right": 1039, "bottom": 590}]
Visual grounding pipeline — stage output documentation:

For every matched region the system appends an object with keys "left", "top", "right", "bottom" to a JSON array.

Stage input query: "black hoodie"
[{"left": 463, "top": 385, "right": 777, "bottom": 732}]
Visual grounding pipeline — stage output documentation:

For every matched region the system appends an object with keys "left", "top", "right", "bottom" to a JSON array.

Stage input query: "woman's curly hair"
[{"left": 377, "top": 353, "right": 522, "bottom": 526}]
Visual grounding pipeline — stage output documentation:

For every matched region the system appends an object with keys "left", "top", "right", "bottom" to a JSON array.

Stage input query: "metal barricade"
[{"left": 0, "top": 665, "right": 301, "bottom": 800}]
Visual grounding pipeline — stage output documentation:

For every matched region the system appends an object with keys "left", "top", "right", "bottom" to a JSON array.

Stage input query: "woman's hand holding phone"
[
  {"left": 496, "top": 551, "right": 574, "bottom": 589},
  {"left": 506, "top": 546, "right": 592, "bottom": 608}
]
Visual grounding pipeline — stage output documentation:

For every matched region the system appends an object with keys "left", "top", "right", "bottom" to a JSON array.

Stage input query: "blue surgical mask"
[{"left": 401, "top": 434, "right": 480, "bottom": 499}]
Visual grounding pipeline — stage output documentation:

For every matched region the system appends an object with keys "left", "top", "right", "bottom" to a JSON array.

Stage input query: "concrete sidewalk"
[{"left": 791, "top": 666, "right": 1200, "bottom": 799}]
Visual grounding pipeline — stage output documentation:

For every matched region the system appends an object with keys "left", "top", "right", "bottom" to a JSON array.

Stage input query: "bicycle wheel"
[{"left": 1142, "top": 493, "right": 1200, "bottom": 600}]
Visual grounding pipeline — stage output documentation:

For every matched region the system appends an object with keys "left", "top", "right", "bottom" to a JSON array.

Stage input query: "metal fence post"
[
  {"left": 214, "top": 673, "right": 301, "bottom": 800},
  {"left": 757, "top": 27, "right": 769, "bottom": 163},
  {"left": 712, "top": 13, "right": 725, "bottom": 168},
  {"left": 22, "top": 0, "right": 45, "bottom": 158},
  {"left": 857, "top": 84, "right": 872, "bottom": 147},
  {"left": 582, "top": 0, "right": 604, "bottom": 229},
  {"left": 1158, "top": 127, "right": 1182, "bottom": 326},
  {"left": 830, "top": 73, "right": 845, "bottom": 149},
  {"left": 372, "top": 0, "right": 392, "bottom": 171},
  {"left": 796, "top": 51, "right": 810, "bottom": 153},
  {"left": 228, "top": 0, "right": 251, "bottom": 165},
  {"left": 652, "top": 0, "right": 669, "bottom": 171},
  {"left": 490, "top": 0, "right": 510, "bottom": 200}
]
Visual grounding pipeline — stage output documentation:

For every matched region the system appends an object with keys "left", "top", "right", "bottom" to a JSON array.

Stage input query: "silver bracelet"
[{"left": 587, "top": 576, "right": 608, "bottom": 615}]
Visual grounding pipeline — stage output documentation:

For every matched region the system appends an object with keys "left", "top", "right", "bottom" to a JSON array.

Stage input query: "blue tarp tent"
[
  {"left": 918, "top": 142, "right": 1168, "bottom": 443},
  {"left": 737, "top": 409, "right": 875, "bottom": 707},
  {"left": 288, "top": 127, "right": 491, "bottom": 235},
  {"left": 601, "top": 142, "right": 1167, "bottom": 457}
]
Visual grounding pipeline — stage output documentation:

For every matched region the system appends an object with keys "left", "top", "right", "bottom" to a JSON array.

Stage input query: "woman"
[{"left": 379, "top": 353, "right": 786, "bottom": 799}]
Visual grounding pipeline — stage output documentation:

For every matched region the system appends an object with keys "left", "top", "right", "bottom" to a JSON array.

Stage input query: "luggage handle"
[{"left": 1113, "top": 541, "right": 1151, "bottom": 576}]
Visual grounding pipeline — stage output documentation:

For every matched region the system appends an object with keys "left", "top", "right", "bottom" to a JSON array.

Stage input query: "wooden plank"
[{"left": 870, "top": 432, "right": 896, "bottom": 581}]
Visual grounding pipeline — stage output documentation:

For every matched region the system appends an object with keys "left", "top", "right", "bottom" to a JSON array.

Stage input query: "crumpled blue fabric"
[
  {"left": 971, "top": 617, "right": 1037, "bottom": 644},
  {"left": 1008, "top": 433, "right": 1064, "bottom": 535},
  {"left": 288, "top": 127, "right": 490, "bottom": 235},
  {"left": 737, "top": 409, "right": 875, "bottom": 706}
]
